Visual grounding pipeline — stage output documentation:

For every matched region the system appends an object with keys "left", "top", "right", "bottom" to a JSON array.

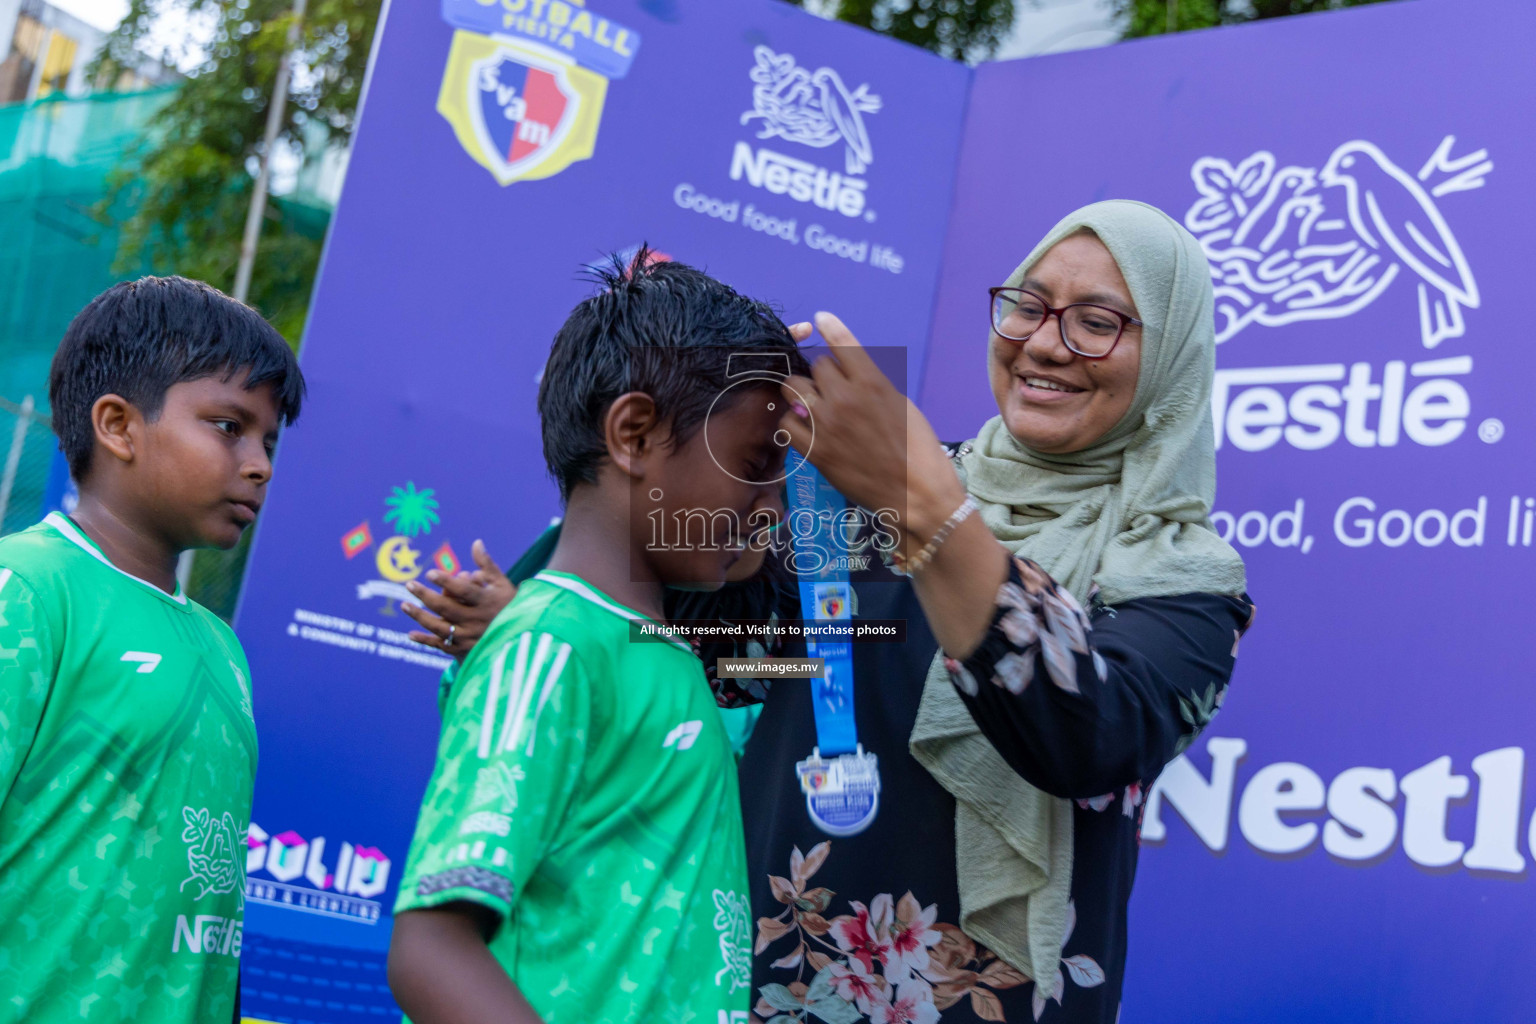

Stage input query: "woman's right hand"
[
  {"left": 785, "top": 314, "right": 1008, "bottom": 659},
  {"left": 404, "top": 539, "right": 516, "bottom": 661},
  {"left": 780, "top": 313, "right": 967, "bottom": 542}
]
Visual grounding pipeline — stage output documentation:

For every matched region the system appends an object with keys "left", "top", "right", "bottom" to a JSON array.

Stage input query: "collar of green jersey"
[
  {"left": 532, "top": 570, "right": 692, "bottom": 653},
  {"left": 45, "top": 511, "right": 190, "bottom": 606}
]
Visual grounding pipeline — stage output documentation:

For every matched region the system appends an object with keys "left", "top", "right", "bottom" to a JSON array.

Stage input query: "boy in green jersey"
[
  {"left": 0, "top": 276, "right": 305, "bottom": 1023},
  {"left": 388, "top": 252, "right": 810, "bottom": 1024}
]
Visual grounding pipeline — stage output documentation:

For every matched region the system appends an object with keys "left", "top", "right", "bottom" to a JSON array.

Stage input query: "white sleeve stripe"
[
  {"left": 494, "top": 632, "right": 533, "bottom": 756},
  {"left": 0, "top": 568, "right": 11, "bottom": 597},
  {"left": 501, "top": 632, "right": 553, "bottom": 755},
  {"left": 477, "top": 642, "right": 511, "bottom": 760},
  {"left": 524, "top": 642, "right": 571, "bottom": 756}
]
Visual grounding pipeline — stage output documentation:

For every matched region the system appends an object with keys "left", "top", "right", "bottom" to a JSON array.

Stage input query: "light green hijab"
[
  {"left": 963, "top": 198, "right": 1247, "bottom": 605},
  {"left": 909, "top": 200, "right": 1246, "bottom": 990}
]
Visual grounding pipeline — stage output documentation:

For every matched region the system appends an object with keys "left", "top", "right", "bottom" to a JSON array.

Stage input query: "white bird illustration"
[
  {"left": 741, "top": 47, "right": 881, "bottom": 176},
  {"left": 1185, "top": 136, "right": 1489, "bottom": 348},
  {"left": 811, "top": 68, "right": 879, "bottom": 174},
  {"left": 1186, "top": 151, "right": 1273, "bottom": 236},
  {"left": 1232, "top": 166, "right": 1316, "bottom": 249},
  {"left": 1320, "top": 141, "right": 1479, "bottom": 348}
]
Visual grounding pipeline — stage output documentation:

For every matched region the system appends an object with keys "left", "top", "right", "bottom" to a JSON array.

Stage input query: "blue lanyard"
[{"left": 788, "top": 463, "right": 858, "bottom": 756}]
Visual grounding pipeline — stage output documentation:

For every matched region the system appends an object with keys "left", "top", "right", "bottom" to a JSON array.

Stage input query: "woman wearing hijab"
[
  {"left": 402, "top": 201, "right": 1252, "bottom": 1023},
  {"left": 740, "top": 200, "right": 1252, "bottom": 1024}
]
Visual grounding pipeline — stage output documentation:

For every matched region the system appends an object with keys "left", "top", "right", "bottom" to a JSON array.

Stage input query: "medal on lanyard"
[{"left": 789, "top": 460, "right": 880, "bottom": 837}]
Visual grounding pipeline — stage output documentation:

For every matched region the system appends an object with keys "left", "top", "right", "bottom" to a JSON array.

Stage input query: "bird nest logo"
[
  {"left": 339, "top": 482, "right": 463, "bottom": 617},
  {"left": 1185, "top": 135, "right": 1491, "bottom": 349},
  {"left": 741, "top": 46, "right": 880, "bottom": 175},
  {"left": 181, "top": 806, "right": 245, "bottom": 906},
  {"left": 730, "top": 47, "right": 881, "bottom": 221},
  {"left": 711, "top": 888, "right": 753, "bottom": 994}
]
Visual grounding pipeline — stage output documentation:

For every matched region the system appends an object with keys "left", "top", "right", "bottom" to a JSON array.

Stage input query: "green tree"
[
  {"left": 92, "top": 0, "right": 383, "bottom": 343},
  {"left": 1117, "top": 0, "right": 1397, "bottom": 37},
  {"left": 85, "top": 0, "right": 382, "bottom": 621},
  {"left": 384, "top": 482, "right": 441, "bottom": 538},
  {"left": 95, "top": 0, "right": 1008, "bottom": 347},
  {"left": 779, "top": 0, "right": 1017, "bottom": 62}
]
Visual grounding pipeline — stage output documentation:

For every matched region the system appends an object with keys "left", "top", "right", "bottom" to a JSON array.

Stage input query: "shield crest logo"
[{"left": 467, "top": 50, "right": 581, "bottom": 184}]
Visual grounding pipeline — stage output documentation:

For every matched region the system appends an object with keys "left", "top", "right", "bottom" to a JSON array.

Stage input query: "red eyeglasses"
[{"left": 989, "top": 286, "right": 1143, "bottom": 359}]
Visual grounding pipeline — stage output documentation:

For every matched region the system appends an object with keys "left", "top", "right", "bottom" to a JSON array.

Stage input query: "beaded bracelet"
[{"left": 890, "top": 495, "right": 978, "bottom": 577}]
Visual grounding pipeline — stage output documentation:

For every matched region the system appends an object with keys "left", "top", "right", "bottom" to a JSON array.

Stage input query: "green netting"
[
  {"left": 0, "top": 88, "right": 340, "bottom": 619},
  {"left": 0, "top": 88, "right": 177, "bottom": 535},
  {"left": 0, "top": 88, "right": 177, "bottom": 393}
]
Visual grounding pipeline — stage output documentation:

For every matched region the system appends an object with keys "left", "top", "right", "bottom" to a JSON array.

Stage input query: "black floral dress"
[
  {"left": 737, "top": 494, "right": 1253, "bottom": 1023},
  {"left": 497, "top": 471, "right": 1252, "bottom": 1023}
]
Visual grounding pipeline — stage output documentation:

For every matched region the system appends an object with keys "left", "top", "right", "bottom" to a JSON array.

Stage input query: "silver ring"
[{"left": 444, "top": 624, "right": 456, "bottom": 648}]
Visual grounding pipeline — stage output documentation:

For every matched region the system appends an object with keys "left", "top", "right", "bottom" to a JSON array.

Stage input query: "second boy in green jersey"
[
  {"left": 389, "top": 251, "right": 811, "bottom": 1024},
  {"left": 395, "top": 570, "right": 753, "bottom": 1021}
]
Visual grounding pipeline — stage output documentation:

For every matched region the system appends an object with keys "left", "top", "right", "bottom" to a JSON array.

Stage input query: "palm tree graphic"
[{"left": 384, "top": 481, "right": 441, "bottom": 537}]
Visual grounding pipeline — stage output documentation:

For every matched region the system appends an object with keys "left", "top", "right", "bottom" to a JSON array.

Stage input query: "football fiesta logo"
[{"left": 436, "top": 0, "right": 641, "bottom": 186}]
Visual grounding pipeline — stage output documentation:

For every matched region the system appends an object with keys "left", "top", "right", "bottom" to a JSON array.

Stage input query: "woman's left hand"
[
  {"left": 779, "top": 313, "right": 967, "bottom": 540},
  {"left": 402, "top": 539, "right": 516, "bottom": 660}
]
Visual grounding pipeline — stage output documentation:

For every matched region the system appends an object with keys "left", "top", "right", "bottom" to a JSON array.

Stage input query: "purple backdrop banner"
[
  {"left": 233, "top": 1, "right": 967, "bottom": 1018},
  {"left": 236, "top": 0, "right": 1534, "bottom": 1020},
  {"left": 925, "top": 3, "right": 1536, "bottom": 1022}
]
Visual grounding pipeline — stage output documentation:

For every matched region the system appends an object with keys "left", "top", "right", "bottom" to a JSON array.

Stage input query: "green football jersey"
[
  {"left": 395, "top": 570, "right": 752, "bottom": 1024},
  {"left": 0, "top": 513, "right": 256, "bottom": 1023}
]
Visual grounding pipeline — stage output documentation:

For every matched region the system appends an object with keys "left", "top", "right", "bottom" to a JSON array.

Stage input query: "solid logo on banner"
[
  {"left": 345, "top": 481, "right": 458, "bottom": 610},
  {"left": 467, "top": 49, "right": 580, "bottom": 183},
  {"left": 438, "top": 35, "right": 606, "bottom": 185},
  {"left": 436, "top": 0, "right": 641, "bottom": 186},
  {"left": 1189, "top": 135, "right": 1502, "bottom": 455},
  {"left": 730, "top": 46, "right": 882, "bottom": 222},
  {"left": 741, "top": 46, "right": 881, "bottom": 175},
  {"left": 246, "top": 822, "right": 392, "bottom": 924},
  {"left": 671, "top": 45, "right": 906, "bottom": 272},
  {"left": 282, "top": 481, "right": 463, "bottom": 673},
  {"left": 1186, "top": 135, "right": 1492, "bottom": 348}
]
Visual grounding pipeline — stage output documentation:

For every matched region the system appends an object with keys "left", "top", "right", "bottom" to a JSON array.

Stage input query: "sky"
[
  {"left": 999, "top": 0, "right": 1121, "bottom": 59},
  {"left": 53, "top": 0, "right": 1121, "bottom": 58},
  {"left": 49, "top": 0, "right": 127, "bottom": 33}
]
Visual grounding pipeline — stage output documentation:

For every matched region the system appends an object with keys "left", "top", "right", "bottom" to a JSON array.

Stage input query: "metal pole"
[
  {"left": 1166, "top": 0, "right": 1178, "bottom": 33},
  {"left": 232, "top": 0, "right": 309, "bottom": 303},
  {"left": 0, "top": 395, "right": 34, "bottom": 529}
]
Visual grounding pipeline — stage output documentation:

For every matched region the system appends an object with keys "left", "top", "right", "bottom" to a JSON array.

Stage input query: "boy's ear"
[
  {"left": 604, "top": 391, "right": 664, "bottom": 480},
  {"left": 90, "top": 394, "right": 141, "bottom": 467}
]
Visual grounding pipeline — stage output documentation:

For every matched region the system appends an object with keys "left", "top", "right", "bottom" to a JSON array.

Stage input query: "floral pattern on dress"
[
  {"left": 1173, "top": 680, "right": 1226, "bottom": 756},
  {"left": 755, "top": 842, "right": 1104, "bottom": 1022},
  {"left": 1072, "top": 783, "right": 1145, "bottom": 820},
  {"left": 1031, "top": 901, "right": 1107, "bottom": 1022},
  {"left": 945, "top": 557, "right": 1107, "bottom": 700}
]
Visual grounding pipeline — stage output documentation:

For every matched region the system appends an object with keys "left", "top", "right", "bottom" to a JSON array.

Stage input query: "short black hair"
[
  {"left": 49, "top": 275, "right": 306, "bottom": 478},
  {"left": 538, "top": 248, "right": 809, "bottom": 500}
]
